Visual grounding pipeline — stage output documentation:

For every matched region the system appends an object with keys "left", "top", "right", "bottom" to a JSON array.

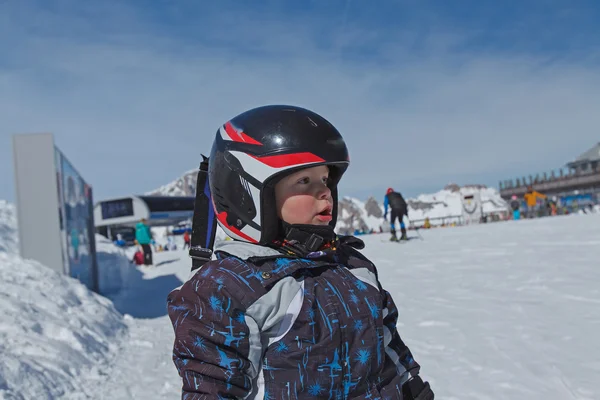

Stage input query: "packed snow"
[
  {"left": 369, "top": 214, "right": 600, "bottom": 399},
  {"left": 1, "top": 197, "right": 599, "bottom": 399}
]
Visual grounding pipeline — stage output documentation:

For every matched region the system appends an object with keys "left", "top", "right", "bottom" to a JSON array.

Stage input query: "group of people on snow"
[
  {"left": 508, "top": 185, "right": 584, "bottom": 220},
  {"left": 130, "top": 221, "right": 193, "bottom": 266},
  {"left": 509, "top": 185, "right": 548, "bottom": 220}
]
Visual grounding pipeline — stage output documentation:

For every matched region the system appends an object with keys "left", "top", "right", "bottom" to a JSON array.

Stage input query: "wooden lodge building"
[{"left": 499, "top": 142, "right": 600, "bottom": 201}]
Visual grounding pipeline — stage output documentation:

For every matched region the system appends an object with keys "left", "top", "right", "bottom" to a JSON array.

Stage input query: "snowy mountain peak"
[{"left": 148, "top": 169, "right": 199, "bottom": 196}]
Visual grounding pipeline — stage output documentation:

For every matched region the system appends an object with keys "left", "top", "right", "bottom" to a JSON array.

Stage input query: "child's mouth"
[
  {"left": 316, "top": 214, "right": 332, "bottom": 222},
  {"left": 316, "top": 206, "right": 333, "bottom": 222}
]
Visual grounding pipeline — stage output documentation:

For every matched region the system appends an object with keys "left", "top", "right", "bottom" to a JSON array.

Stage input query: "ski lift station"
[{"left": 94, "top": 195, "right": 194, "bottom": 241}]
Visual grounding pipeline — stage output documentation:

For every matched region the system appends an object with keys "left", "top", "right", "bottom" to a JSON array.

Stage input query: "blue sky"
[{"left": 1, "top": 0, "right": 600, "bottom": 203}]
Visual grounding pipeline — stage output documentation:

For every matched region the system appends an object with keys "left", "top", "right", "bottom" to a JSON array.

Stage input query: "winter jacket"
[
  {"left": 167, "top": 236, "right": 427, "bottom": 399},
  {"left": 384, "top": 192, "right": 408, "bottom": 217},
  {"left": 509, "top": 199, "right": 520, "bottom": 211},
  {"left": 524, "top": 191, "right": 546, "bottom": 207},
  {"left": 135, "top": 222, "right": 152, "bottom": 245}
]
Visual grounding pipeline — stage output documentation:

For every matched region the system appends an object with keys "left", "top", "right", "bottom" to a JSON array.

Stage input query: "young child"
[{"left": 167, "top": 105, "right": 433, "bottom": 399}]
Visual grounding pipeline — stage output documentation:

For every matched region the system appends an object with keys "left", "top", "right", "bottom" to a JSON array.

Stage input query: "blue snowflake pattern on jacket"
[{"left": 167, "top": 237, "right": 423, "bottom": 399}]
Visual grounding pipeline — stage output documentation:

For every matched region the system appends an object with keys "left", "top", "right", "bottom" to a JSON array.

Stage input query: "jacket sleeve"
[
  {"left": 380, "top": 288, "right": 435, "bottom": 398},
  {"left": 383, "top": 195, "right": 389, "bottom": 215},
  {"left": 167, "top": 270, "right": 256, "bottom": 399},
  {"left": 380, "top": 288, "right": 422, "bottom": 382}
]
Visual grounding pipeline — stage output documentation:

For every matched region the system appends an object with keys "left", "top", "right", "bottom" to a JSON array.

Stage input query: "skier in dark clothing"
[
  {"left": 509, "top": 195, "right": 521, "bottom": 220},
  {"left": 384, "top": 188, "right": 409, "bottom": 241},
  {"left": 167, "top": 105, "right": 434, "bottom": 399}
]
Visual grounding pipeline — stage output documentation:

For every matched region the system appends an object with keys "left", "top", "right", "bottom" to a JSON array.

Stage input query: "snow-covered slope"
[
  {"left": 2, "top": 193, "right": 600, "bottom": 398},
  {"left": 362, "top": 213, "right": 600, "bottom": 399},
  {"left": 70, "top": 212, "right": 600, "bottom": 398}
]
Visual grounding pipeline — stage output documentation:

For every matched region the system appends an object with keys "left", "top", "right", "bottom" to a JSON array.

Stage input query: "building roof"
[{"left": 566, "top": 142, "right": 600, "bottom": 168}]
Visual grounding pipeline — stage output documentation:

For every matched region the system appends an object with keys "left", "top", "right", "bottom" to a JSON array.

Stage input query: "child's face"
[{"left": 275, "top": 165, "right": 333, "bottom": 226}]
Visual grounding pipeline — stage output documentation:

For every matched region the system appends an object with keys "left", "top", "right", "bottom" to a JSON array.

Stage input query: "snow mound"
[
  {"left": 0, "top": 200, "right": 18, "bottom": 254},
  {"left": 0, "top": 251, "right": 126, "bottom": 400}
]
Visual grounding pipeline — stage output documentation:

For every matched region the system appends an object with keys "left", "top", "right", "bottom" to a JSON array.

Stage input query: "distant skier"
[
  {"left": 135, "top": 218, "right": 153, "bottom": 266},
  {"left": 384, "top": 187, "right": 409, "bottom": 241},
  {"left": 183, "top": 230, "right": 191, "bottom": 249},
  {"left": 510, "top": 195, "right": 521, "bottom": 220},
  {"left": 524, "top": 185, "right": 547, "bottom": 218}
]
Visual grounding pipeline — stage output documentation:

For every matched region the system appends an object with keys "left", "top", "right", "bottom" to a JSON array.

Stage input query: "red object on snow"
[{"left": 133, "top": 251, "right": 144, "bottom": 265}]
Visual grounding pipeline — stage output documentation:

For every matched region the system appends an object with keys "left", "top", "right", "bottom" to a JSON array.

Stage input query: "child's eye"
[
  {"left": 297, "top": 177, "right": 310, "bottom": 184},
  {"left": 322, "top": 176, "right": 330, "bottom": 185}
]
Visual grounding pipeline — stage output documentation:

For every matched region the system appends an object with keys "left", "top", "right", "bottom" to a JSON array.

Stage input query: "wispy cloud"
[{"left": 2, "top": 0, "right": 599, "bottom": 201}]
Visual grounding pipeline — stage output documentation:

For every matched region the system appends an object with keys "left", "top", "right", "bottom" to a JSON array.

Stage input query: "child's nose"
[{"left": 317, "top": 184, "right": 332, "bottom": 199}]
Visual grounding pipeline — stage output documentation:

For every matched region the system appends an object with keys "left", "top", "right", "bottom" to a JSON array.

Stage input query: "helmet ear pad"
[
  {"left": 260, "top": 164, "right": 347, "bottom": 244},
  {"left": 258, "top": 183, "right": 279, "bottom": 244},
  {"left": 210, "top": 148, "right": 258, "bottom": 232}
]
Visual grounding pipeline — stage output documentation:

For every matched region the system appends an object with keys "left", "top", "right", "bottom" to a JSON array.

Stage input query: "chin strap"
[{"left": 274, "top": 223, "right": 338, "bottom": 257}]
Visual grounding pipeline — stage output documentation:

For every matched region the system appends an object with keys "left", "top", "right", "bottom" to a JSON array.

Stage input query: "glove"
[{"left": 402, "top": 376, "right": 434, "bottom": 400}]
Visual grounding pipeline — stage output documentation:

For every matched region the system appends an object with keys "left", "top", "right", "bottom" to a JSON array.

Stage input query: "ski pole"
[{"left": 409, "top": 218, "right": 424, "bottom": 240}]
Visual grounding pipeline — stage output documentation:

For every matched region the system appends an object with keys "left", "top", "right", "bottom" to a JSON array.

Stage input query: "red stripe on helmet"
[
  {"left": 216, "top": 211, "right": 258, "bottom": 243},
  {"left": 252, "top": 152, "right": 325, "bottom": 168},
  {"left": 224, "top": 122, "right": 263, "bottom": 146}
]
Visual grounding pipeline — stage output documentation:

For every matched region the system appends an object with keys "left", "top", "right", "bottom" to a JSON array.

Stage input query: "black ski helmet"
[{"left": 208, "top": 105, "right": 350, "bottom": 244}]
